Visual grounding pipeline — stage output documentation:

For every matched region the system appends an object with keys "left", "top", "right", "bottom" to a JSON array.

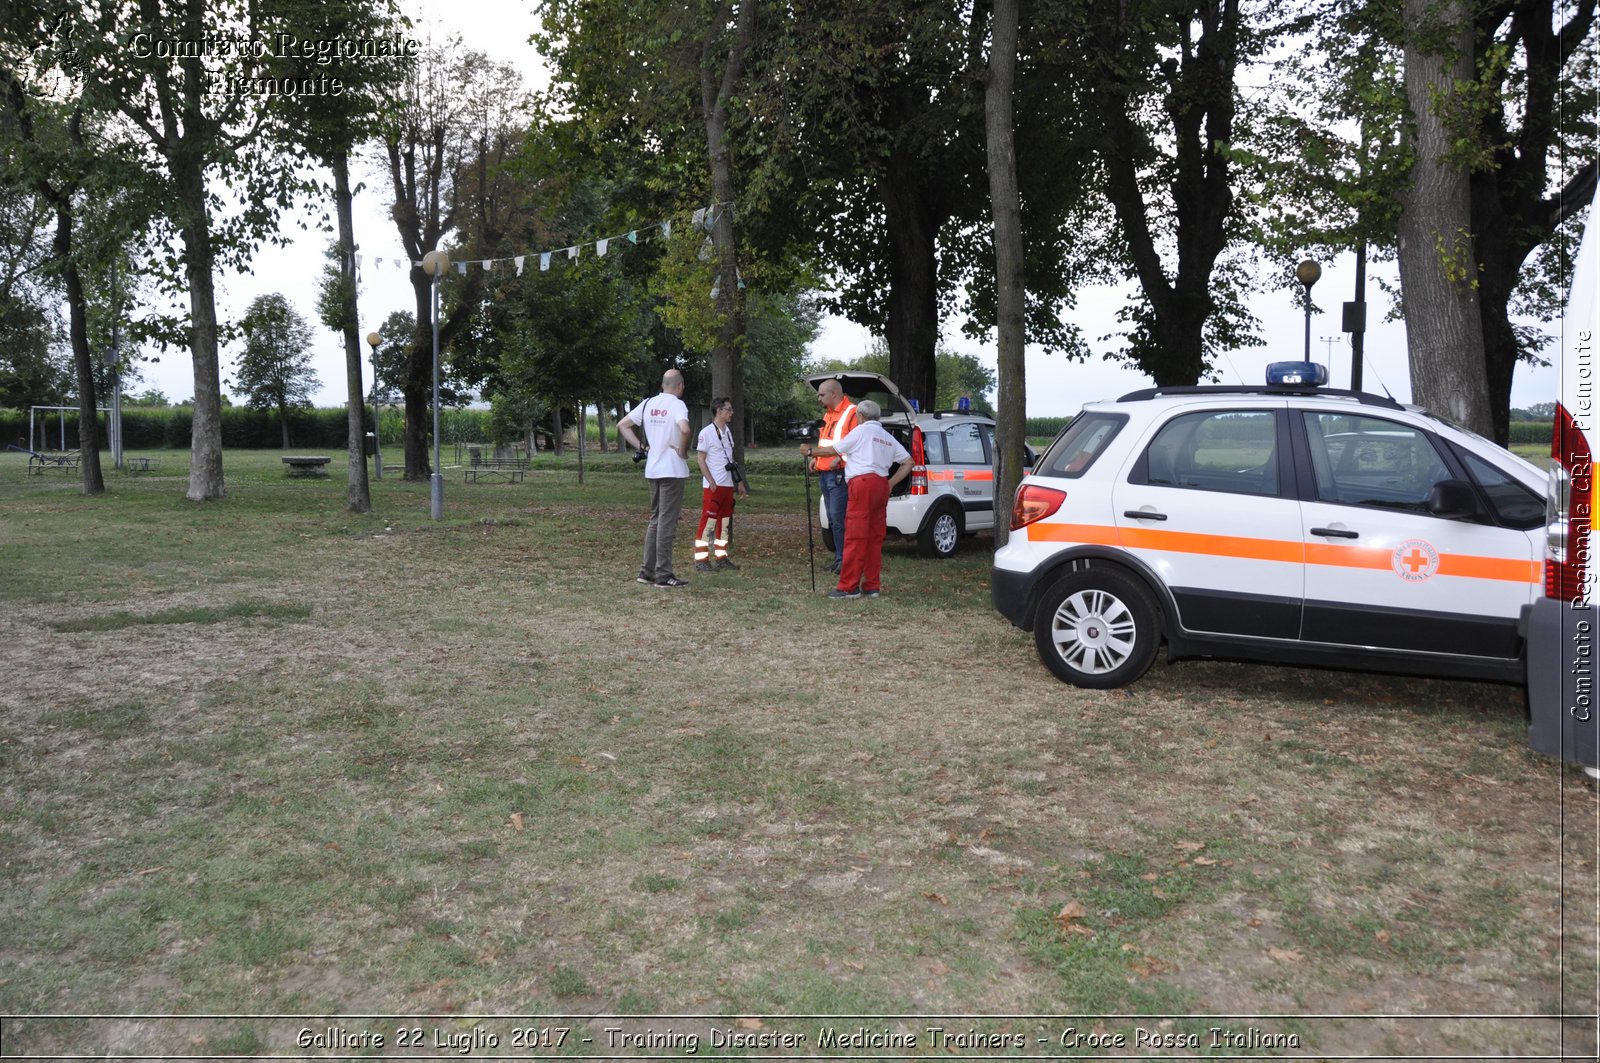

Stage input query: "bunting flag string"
[{"left": 351, "top": 202, "right": 731, "bottom": 278}]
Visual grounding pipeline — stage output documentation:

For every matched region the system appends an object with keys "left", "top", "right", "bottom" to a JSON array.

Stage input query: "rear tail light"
[
  {"left": 1011, "top": 484, "right": 1066, "bottom": 530},
  {"left": 910, "top": 426, "right": 928, "bottom": 495},
  {"left": 1546, "top": 404, "right": 1593, "bottom": 603}
]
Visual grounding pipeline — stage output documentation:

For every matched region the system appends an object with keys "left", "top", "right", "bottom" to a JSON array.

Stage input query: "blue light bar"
[{"left": 1265, "top": 361, "right": 1329, "bottom": 387}]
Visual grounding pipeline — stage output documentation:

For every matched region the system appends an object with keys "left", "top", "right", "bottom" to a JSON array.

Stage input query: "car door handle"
[
  {"left": 1123, "top": 510, "right": 1168, "bottom": 521},
  {"left": 1310, "top": 527, "right": 1359, "bottom": 539}
]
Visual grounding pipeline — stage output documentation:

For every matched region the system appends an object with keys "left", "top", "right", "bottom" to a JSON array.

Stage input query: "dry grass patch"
[{"left": 0, "top": 450, "right": 1594, "bottom": 1058}]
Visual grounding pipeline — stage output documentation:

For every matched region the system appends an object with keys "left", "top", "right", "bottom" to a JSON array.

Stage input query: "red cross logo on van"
[{"left": 1391, "top": 538, "right": 1440, "bottom": 582}]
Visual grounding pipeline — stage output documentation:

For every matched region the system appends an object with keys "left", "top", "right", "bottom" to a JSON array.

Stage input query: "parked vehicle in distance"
[{"left": 993, "top": 361, "right": 1547, "bottom": 688}]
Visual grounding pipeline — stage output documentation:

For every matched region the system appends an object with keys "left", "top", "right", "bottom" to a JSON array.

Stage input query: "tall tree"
[
  {"left": 1396, "top": 0, "right": 1493, "bottom": 436},
  {"left": 278, "top": 0, "right": 411, "bottom": 514},
  {"left": 1272, "top": 0, "right": 1595, "bottom": 440},
  {"left": 698, "top": 0, "right": 757, "bottom": 451},
  {"left": 234, "top": 294, "right": 318, "bottom": 448},
  {"left": 382, "top": 39, "right": 529, "bottom": 480},
  {"left": 0, "top": 28, "right": 120, "bottom": 494},
  {"left": 62, "top": 1, "right": 308, "bottom": 501},
  {"left": 986, "top": 0, "right": 1025, "bottom": 549},
  {"left": 1078, "top": 0, "right": 1268, "bottom": 386},
  {"left": 1467, "top": 0, "right": 1596, "bottom": 442}
]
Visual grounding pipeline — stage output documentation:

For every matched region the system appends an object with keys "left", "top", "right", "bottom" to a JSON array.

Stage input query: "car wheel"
[
  {"left": 917, "top": 506, "right": 961, "bottom": 558},
  {"left": 1033, "top": 567, "right": 1160, "bottom": 688},
  {"left": 821, "top": 526, "right": 835, "bottom": 553}
]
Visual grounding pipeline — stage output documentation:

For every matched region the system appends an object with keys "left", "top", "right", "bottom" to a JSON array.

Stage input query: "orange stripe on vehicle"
[
  {"left": 962, "top": 470, "right": 995, "bottom": 481},
  {"left": 1436, "top": 555, "right": 1541, "bottom": 583},
  {"left": 1031, "top": 523, "right": 1541, "bottom": 584},
  {"left": 1026, "top": 523, "right": 1303, "bottom": 563}
]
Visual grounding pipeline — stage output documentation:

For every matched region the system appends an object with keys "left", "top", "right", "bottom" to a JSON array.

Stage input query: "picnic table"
[
  {"left": 282, "top": 455, "right": 331, "bottom": 478},
  {"left": 124, "top": 456, "right": 160, "bottom": 473},
  {"left": 464, "top": 458, "right": 526, "bottom": 483},
  {"left": 26, "top": 450, "right": 80, "bottom": 475}
]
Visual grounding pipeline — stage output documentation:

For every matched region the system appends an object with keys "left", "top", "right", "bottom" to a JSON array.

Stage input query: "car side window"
[
  {"left": 1135, "top": 410, "right": 1282, "bottom": 497},
  {"left": 1301, "top": 413, "right": 1452, "bottom": 512},
  {"left": 1456, "top": 447, "right": 1544, "bottom": 529},
  {"left": 1036, "top": 413, "right": 1126, "bottom": 478},
  {"left": 921, "top": 430, "right": 946, "bottom": 465},
  {"left": 944, "top": 422, "right": 988, "bottom": 464}
]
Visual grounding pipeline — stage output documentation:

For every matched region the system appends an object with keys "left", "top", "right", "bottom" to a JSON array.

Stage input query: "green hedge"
[
  {"left": 1, "top": 406, "right": 491, "bottom": 450},
  {"left": 2, "top": 405, "right": 1556, "bottom": 453}
]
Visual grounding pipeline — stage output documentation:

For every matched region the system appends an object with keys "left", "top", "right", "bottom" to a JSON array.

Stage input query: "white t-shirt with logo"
[
  {"left": 697, "top": 422, "right": 736, "bottom": 488},
  {"left": 625, "top": 392, "right": 690, "bottom": 479},
  {"left": 833, "top": 421, "right": 910, "bottom": 481}
]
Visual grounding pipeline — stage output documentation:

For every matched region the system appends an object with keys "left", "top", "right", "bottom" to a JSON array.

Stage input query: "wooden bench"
[
  {"left": 282, "top": 455, "right": 331, "bottom": 478},
  {"left": 27, "top": 450, "right": 80, "bottom": 475},
  {"left": 123, "top": 456, "right": 160, "bottom": 474}
]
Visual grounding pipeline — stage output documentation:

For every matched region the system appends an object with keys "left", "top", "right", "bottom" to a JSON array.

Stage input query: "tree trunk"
[
  {"left": 879, "top": 166, "right": 941, "bottom": 411},
  {"left": 700, "top": 0, "right": 757, "bottom": 464},
  {"left": 55, "top": 204, "right": 103, "bottom": 496},
  {"left": 333, "top": 153, "right": 371, "bottom": 513},
  {"left": 986, "top": 0, "right": 1023, "bottom": 549},
  {"left": 595, "top": 401, "right": 608, "bottom": 452},
  {"left": 404, "top": 268, "right": 433, "bottom": 479},
  {"left": 1397, "top": 0, "right": 1492, "bottom": 437},
  {"left": 176, "top": 158, "right": 226, "bottom": 501},
  {"left": 279, "top": 402, "right": 291, "bottom": 449},
  {"left": 551, "top": 404, "right": 563, "bottom": 457}
]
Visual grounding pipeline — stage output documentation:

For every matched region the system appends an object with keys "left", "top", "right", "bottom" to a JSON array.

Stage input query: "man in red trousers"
[{"left": 802, "top": 399, "right": 911, "bottom": 599}]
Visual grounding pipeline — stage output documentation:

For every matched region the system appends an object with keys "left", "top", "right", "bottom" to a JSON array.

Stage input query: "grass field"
[{"left": 1, "top": 446, "right": 1594, "bottom": 1060}]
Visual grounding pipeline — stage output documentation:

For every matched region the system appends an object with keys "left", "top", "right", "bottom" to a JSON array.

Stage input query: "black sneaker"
[
  {"left": 862, "top": 590, "right": 881, "bottom": 598},
  {"left": 655, "top": 576, "right": 689, "bottom": 588},
  {"left": 694, "top": 561, "right": 714, "bottom": 573},
  {"left": 826, "top": 588, "right": 860, "bottom": 599},
  {"left": 636, "top": 571, "right": 654, "bottom": 584},
  {"left": 714, "top": 557, "right": 740, "bottom": 571}
]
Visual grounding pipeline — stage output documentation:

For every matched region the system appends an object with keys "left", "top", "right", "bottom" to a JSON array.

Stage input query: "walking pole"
[{"left": 802, "top": 456, "right": 817, "bottom": 592}]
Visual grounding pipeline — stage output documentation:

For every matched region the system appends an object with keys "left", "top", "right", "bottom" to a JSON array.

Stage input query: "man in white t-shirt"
[
  {"left": 693, "top": 396, "right": 747, "bottom": 572},
  {"left": 618, "top": 369, "right": 692, "bottom": 587},
  {"left": 802, "top": 399, "right": 910, "bottom": 599}
]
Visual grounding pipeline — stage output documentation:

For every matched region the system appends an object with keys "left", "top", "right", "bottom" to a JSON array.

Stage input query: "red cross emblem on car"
[{"left": 1391, "top": 539, "right": 1440, "bottom": 582}]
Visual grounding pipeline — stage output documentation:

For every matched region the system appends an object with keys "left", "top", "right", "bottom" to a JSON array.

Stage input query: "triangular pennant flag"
[
  {"left": 456, "top": 261, "right": 466, "bottom": 274},
  {"left": 692, "top": 207, "right": 706, "bottom": 229},
  {"left": 567, "top": 246, "right": 578, "bottom": 260},
  {"left": 482, "top": 259, "right": 493, "bottom": 271},
  {"left": 540, "top": 252, "right": 551, "bottom": 271},
  {"left": 628, "top": 230, "right": 639, "bottom": 244},
  {"left": 596, "top": 238, "right": 609, "bottom": 257},
  {"left": 515, "top": 256, "right": 525, "bottom": 276}
]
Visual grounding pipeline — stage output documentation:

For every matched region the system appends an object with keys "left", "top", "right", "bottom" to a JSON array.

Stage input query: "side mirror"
[{"left": 1428, "top": 478, "right": 1479, "bottom": 520}]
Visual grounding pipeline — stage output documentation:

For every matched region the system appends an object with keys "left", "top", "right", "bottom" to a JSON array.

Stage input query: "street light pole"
[
  {"left": 421, "top": 250, "right": 450, "bottom": 520},
  {"left": 366, "top": 330, "right": 383, "bottom": 481},
  {"left": 1295, "top": 259, "right": 1322, "bottom": 363}
]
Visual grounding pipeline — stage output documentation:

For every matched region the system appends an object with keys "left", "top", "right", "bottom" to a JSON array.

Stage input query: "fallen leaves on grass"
[
  {"left": 1055, "top": 900, "right": 1094, "bottom": 937},
  {"left": 1268, "top": 948, "right": 1304, "bottom": 964},
  {"left": 510, "top": 812, "right": 525, "bottom": 831}
]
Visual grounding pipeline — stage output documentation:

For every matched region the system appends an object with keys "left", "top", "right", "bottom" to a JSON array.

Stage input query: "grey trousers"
[{"left": 641, "top": 476, "right": 687, "bottom": 580}]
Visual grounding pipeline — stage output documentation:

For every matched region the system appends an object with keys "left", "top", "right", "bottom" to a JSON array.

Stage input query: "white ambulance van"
[{"left": 1525, "top": 187, "right": 1600, "bottom": 771}]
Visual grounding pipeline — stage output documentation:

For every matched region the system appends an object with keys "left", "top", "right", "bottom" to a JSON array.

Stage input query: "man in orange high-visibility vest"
[{"left": 804, "top": 377, "right": 858, "bottom": 574}]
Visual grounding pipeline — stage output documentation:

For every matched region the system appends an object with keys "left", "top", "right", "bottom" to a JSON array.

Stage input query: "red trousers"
[{"left": 838, "top": 473, "right": 888, "bottom": 593}]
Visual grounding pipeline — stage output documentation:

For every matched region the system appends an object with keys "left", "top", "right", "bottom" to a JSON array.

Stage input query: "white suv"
[
  {"left": 992, "top": 363, "right": 1547, "bottom": 688},
  {"left": 807, "top": 372, "right": 1031, "bottom": 558}
]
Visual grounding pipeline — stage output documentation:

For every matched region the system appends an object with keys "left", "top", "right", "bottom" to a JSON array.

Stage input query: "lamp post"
[
  {"left": 1295, "top": 259, "right": 1321, "bottom": 363},
  {"left": 421, "top": 250, "right": 450, "bottom": 520},
  {"left": 366, "top": 330, "right": 383, "bottom": 481}
]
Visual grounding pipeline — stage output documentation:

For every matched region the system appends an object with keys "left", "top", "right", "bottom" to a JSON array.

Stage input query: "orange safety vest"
[{"left": 815, "top": 401, "right": 858, "bottom": 472}]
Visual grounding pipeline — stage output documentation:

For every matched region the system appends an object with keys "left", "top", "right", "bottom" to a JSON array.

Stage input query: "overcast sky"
[{"left": 127, "top": 0, "right": 1562, "bottom": 418}]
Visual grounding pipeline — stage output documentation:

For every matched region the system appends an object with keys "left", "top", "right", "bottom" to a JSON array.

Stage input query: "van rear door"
[{"left": 1526, "top": 188, "right": 1600, "bottom": 770}]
